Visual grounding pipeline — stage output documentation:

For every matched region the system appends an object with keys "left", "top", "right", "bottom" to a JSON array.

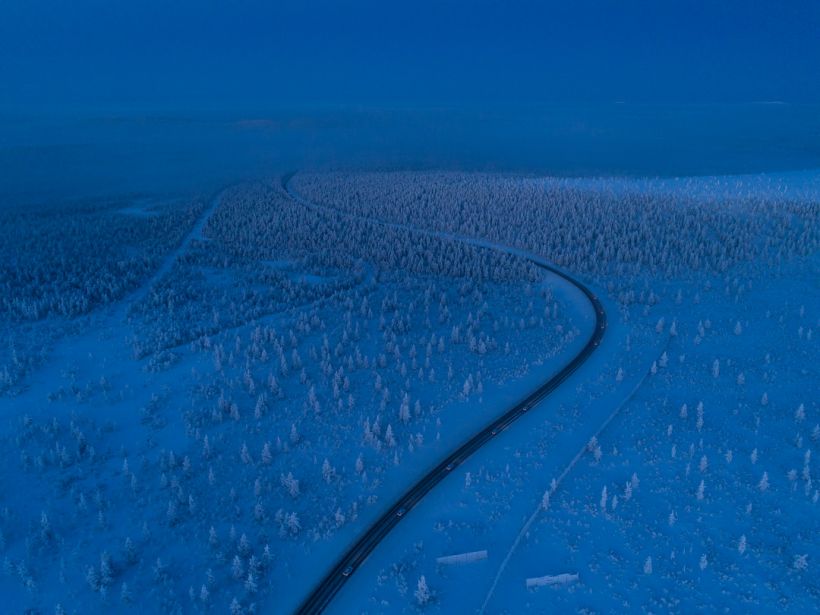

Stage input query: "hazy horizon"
[
  {"left": 2, "top": 103, "right": 820, "bottom": 206},
  {"left": 2, "top": 1, "right": 820, "bottom": 205}
]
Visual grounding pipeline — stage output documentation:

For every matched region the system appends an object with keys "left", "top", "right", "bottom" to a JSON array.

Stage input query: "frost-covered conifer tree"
[
  {"left": 232, "top": 555, "right": 244, "bottom": 580},
  {"left": 415, "top": 575, "right": 431, "bottom": 605},
  {"left": 245, "top": 571, "right": 257, "bottom": 593}
]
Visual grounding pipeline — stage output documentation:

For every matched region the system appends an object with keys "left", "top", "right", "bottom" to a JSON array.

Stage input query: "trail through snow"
[{"left": 479, "top": 335, "right": 673, "bottom": 612}]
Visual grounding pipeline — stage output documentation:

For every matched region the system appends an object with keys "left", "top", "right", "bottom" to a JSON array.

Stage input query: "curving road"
[{"left": 282, "top": 173, "right": 606, "bottom": 615}]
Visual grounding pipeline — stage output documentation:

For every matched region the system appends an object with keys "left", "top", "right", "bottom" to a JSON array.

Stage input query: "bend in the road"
[{"left": 282, "top": 173, "right": 607, "bottom": 615}]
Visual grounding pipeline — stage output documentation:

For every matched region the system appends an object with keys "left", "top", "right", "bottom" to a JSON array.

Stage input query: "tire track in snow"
[
  {"left": 479, "top": 335, "right": 673, "bottom": 612},
  {"left": 117, "top": 188, "right": 226, "bottom": 316}
]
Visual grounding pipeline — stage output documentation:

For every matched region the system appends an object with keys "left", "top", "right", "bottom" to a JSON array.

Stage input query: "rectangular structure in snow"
[
  {"left": 525, "top": 573, "right": 579, "bottom": 588},
  {"left": 435, "top": 550, "right": 489, "bottom": 565}
]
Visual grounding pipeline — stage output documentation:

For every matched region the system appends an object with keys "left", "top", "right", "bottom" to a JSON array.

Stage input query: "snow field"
[
  {"left": 0, "top": 179, "right": 584, "bottom": 614},
  {"left": 293, "top": 170, "right": 818, "bottom": 613}
]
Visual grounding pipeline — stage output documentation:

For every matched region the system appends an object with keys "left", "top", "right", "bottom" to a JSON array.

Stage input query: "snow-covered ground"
[
  {"left": 328, "top": 260, "right": 818, "bottom": 613},
  {"left": 0, "top": 170, "right": 817, "bottom": 614},
  {"left": 0, "top": 179, "right": 586, "bottom": 614},
  {"left": 293, "top": 170, "right": 819, "bottom": 613}
]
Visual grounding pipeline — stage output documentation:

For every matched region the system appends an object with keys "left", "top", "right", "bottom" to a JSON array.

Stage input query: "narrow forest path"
[{"left": 114, "top": 189, "right": 225, "bottom": 319}]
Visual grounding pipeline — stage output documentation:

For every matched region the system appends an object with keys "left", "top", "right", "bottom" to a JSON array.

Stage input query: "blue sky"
[{"left": 2, "top": 0, "right": 819, "bottom": 113}]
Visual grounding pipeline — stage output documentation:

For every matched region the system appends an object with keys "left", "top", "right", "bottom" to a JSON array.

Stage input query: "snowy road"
[{"left": 283, "top": 172, "right": 607, "bottom": 615}]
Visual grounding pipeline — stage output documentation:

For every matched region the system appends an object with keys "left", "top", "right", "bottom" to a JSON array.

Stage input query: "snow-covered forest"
[
  {"left": 293, "top": 171, "right": 820, "bottom": 612},
  {"left": 0, "top": 196, "right": 207, "bottom": 393},
  {"left": 0, "top": 176, "right": 585, "bottom": 613},
  {"left": 3, "top": 0, "right": 819, "bottom": 612},
  {"left": 0, "top": 170, "right": 817, "bottom": 613}
]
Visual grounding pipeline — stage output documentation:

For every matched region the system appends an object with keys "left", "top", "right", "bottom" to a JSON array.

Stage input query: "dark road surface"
[{"left": 282, "top": 173, "right": 607, "bottom": 614}]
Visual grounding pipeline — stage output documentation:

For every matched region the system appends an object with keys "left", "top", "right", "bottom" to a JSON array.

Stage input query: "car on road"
[
  {"left": 396, "top": 507, "right": 407, "bottom": 517},
  {"left": 445, "top": 462, "right": 455, "bottom": 471},
  {"left": 342, "top": 565, "right": 354, "bottom": 577}
]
